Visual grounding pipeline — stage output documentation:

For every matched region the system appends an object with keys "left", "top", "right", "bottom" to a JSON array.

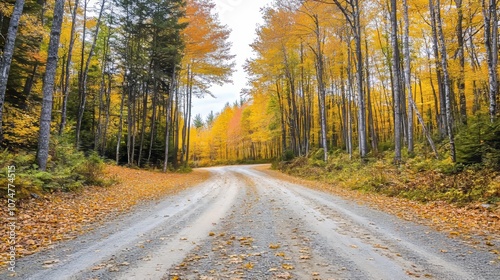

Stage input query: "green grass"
[{"left": 278, "top": 149, "right": 500, "bottom": 207}]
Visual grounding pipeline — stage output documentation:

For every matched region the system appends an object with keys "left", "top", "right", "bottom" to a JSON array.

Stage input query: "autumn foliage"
[{"left": 0, "top": 165, "right": 209, "bottom": 267}]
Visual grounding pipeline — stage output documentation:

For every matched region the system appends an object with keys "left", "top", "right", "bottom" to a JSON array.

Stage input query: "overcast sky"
[{"left": 191, "top": 0, "right": 273, "bottom": 121}]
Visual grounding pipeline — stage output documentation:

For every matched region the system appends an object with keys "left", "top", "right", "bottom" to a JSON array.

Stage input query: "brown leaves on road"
[{"left": 0, "top": 166, "right": 210, "bottom": 267}]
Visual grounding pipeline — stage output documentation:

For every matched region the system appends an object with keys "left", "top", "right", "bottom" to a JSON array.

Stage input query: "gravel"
[{"left": 2, "top": 165, "right": 498, "bottom": 279}]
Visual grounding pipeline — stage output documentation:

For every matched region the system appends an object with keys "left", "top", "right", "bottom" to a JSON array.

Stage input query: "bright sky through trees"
[{"left": 192, "top": 0, "right": 274, "bottom": 120}]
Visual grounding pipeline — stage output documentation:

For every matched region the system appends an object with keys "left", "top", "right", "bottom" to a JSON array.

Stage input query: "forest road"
[{"left": 4, "top": 165, "right": 499, "bottom": 280}]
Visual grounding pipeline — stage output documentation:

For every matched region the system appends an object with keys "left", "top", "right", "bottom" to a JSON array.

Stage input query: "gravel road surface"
[{"left": 2, "top": 165, "right": 499, "bottom": 279}]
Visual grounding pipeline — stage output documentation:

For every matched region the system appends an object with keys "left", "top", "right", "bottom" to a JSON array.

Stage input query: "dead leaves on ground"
[{"left": 0, "top": 166, "right": 210, "bottom": 267}]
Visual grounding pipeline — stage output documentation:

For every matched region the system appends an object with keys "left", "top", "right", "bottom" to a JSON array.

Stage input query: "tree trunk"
[
  {"left": 402, "top": 0, "right": 414, "bottom": 153},
  {"left": 59, "top": 0, "right": 79, "bottom": 135},
  {"left": 76, "top": 0, "right": 105, "bottom": 148},
  {"left": 455, "top": 0, "right": 467, "bottom": 125},
  {"left": 164, "top": 67, "right": 176, "bottom": 172},
  {"left": 435, "top": 0, "right": 456, "bottom": 162},
  {"left": 403, "top": 0, "right": 438, "bottom": 158},
  {"left": 312, "top": 14, "right": 328, "bottom": 162},
  {"left": 390, "top": 0, "right": 403, "bottom": 163},
  {"left": 37, "top": 0, "right": 65, "bottom": 171},
  {"left": 482, "top": 0, "right": 498, "bottom": 122},
  {"left": 102, "top": 73, "right": 111, "bottom": 156},
  {"left": 365, "top": 36, "right": 378, "bottom": 154},
  {"left": 354, "top": 2, "right": 368, "bottom": 158},
  {"left": 147, "top": 79, "right": 158, "bottom": 165},
  {"left": 137, "top": 84, "right": 149, "bottom": 167},
  {"left": 429, "top": 0, "right": 447, "bottom": 137},
  {"left": 185, "top": 76, "right": 193, "bottom": 167},
  {"left": 0, "top": 0, "right": 25, "bottom": 144},
  {"left": 116, "top": 86, "right": 125, "bottom": 164}
]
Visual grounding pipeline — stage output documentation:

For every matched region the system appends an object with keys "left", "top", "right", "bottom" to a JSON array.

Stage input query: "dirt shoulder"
[
  {"left": 0, "top": 166, "right": 210, "bottom": 267},
  {"left": 257, "top": 165, "right": 500, "bottom": 258}
]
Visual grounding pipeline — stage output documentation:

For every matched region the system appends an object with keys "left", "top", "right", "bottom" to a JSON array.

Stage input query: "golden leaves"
[
  {"left": 0, "top": 166, "right": 210, "bottom": 267},
  {"left": 269, "top": 243, "right": 281, "bottom": 249}
]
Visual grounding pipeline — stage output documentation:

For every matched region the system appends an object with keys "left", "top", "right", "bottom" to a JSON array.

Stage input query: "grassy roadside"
[
  {"left": 0, "top": 165, "right": 210, "bottom": 267},
  {"left": 277, "top": 153, "right": 500, "bottom": 206}
]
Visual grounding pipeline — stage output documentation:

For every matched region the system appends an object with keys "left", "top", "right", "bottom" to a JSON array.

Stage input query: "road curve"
[{"left": 2, "top": 165, "right": 498, "bottom": 279}]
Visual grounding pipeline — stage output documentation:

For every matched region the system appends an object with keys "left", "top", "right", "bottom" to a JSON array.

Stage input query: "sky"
[{"left": 191, "top": 0, "right": 274, "bottom": 121}]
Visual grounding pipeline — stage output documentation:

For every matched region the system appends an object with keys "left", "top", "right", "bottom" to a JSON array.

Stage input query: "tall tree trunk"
[
  {"left": 164, "top": 67, "right": 176, "bottom": 172},
  {"left": 185, "top": 75, "right": 193, "bottom": 167},
  {"left": 76, "top": 0, "right": 105, "bottom": 148},
  {"left": 390, "top": 0, "right": 403, "bottom": 163},
  {"left": 354, "top": 2, "right": 368, "bottom": 158},
  {"left": 429, "top": 0, "right": 447, "bottom": 137},
  {"left": 37, "top": 0, "right": 65, "bottom": 171},
  {"left": 365, "top": 36, "right": 378, "bottom": 154},
  {"left": 455, "top": 0, "right": 467, "bottom": 125},
  {"left": 116, "top": 86, "right": 125, "bottom": 164},
  {"left": 435, "top": 0, "right": 456, "bottom": 162},
  {"left": 0, "top": 0, "right": 25, "bottom": 144},
  {"left": 147, "top": 79, "right": 158, "bottom": 165},
  {"left": 482, "top": 0, "right": 498, "bottom": 122},
  {"left": 403, "top": 0, "right": 438, "bottom": 158},
  {"left": 346, "top": 45, "right": 354, "bottom": 158},
  {"left": 76, "top": 0, "right": 88, "bottom": 147},
  {"left": 102, "top": 73, "right": 111, "bottom": 156},
  {"left": 137, "top": 84, "right": 148, "bottom": 167},
  {"left": 402, "top": 0, "right": 414, "bottom": 153},
  {"left": 312, "top": 14, "right": 328, "bottom": 162},
  {"left": 276, "top": 81, "right": 287, "bottom": 156},
  {"left": 59, "top": 0, "right": 79, "bottom": 135}
]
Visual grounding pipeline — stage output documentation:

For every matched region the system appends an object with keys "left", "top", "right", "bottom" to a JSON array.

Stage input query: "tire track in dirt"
[
  {"left": 4, "top": 165, "right": 498, "bottom": 279},
  {"left": 241, "top": 166, "right": 498, "bottom": 280}
]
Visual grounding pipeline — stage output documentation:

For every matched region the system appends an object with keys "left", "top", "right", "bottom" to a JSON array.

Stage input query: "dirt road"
[{"left": 3, "top": 165, "right": 499, "bottom": 279}]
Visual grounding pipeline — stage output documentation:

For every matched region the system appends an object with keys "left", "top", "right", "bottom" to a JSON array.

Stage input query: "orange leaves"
[
  {"left": 0, "top": 166, "right": 210, "bottom": 267},
  {"left": 181, "top": 0, "right": 234, "bottom": 91}
]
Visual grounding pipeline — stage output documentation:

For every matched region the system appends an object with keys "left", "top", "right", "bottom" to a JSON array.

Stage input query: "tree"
[
  {"left": 179, "top": 0, "right": 235, "bottom": 167},
  {"left": 37, "top": 0, "right": 65, "bottom": 171},
  {"left": 193, "top": 113, "right": 204, "bottom": 128},
  {"left": 322, "top": 0, "right": 368, "bottom": 158},
  {"left": 481, "top": 0, "right": 498, "bottom": 122},
  {"left": 76, "top": 0, "right": 106, "bottom": 148},
  {"left": 390, "top": 0, "right": 403, "bottom": 163},
  {"left": 402, "top": 0, "right": 438, "bottom": 158},
  {"left": 0, "top": 0, "right": 25, "bottom": 144},
  {"left": 434, "top": 0, "right": 456, "bottom": 162},
  {"left": 59, "top": 0, "right": 80, "bottom": 135}
]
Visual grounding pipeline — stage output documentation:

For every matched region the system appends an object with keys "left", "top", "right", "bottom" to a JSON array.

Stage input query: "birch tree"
[
  {"left": 37, "top": 0, "right": 65, "bottom": 171},
  {"left": 481, "top": 0, "right": 498, "bottom": 122},
  {"left": 0, "top": 0, "right": 25, "bottom": 144},
  {"left": 434, "top": 0, "right": 456, "bottom": 162},
  {"left": 390, "top": 0, "right": 403, "bottom": 163}
]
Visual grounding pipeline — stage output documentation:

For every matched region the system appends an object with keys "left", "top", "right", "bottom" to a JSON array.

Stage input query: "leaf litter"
[{"left": 0, "top": 165, "right": 210, "bottom": 267}]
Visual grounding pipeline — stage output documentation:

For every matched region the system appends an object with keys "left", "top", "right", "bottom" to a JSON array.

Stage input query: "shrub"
[
  {"left": 456, "top": 116, "right": 500, "bottom": 168},
  {"left": 282, "top": 149, "right": 295, "bottom": 161},
  {"left": 0, "top": 137, "right": 111, "bottom": 199},
  {"left": 75, "top": 152, "right": 106, "bottom": 186}
]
